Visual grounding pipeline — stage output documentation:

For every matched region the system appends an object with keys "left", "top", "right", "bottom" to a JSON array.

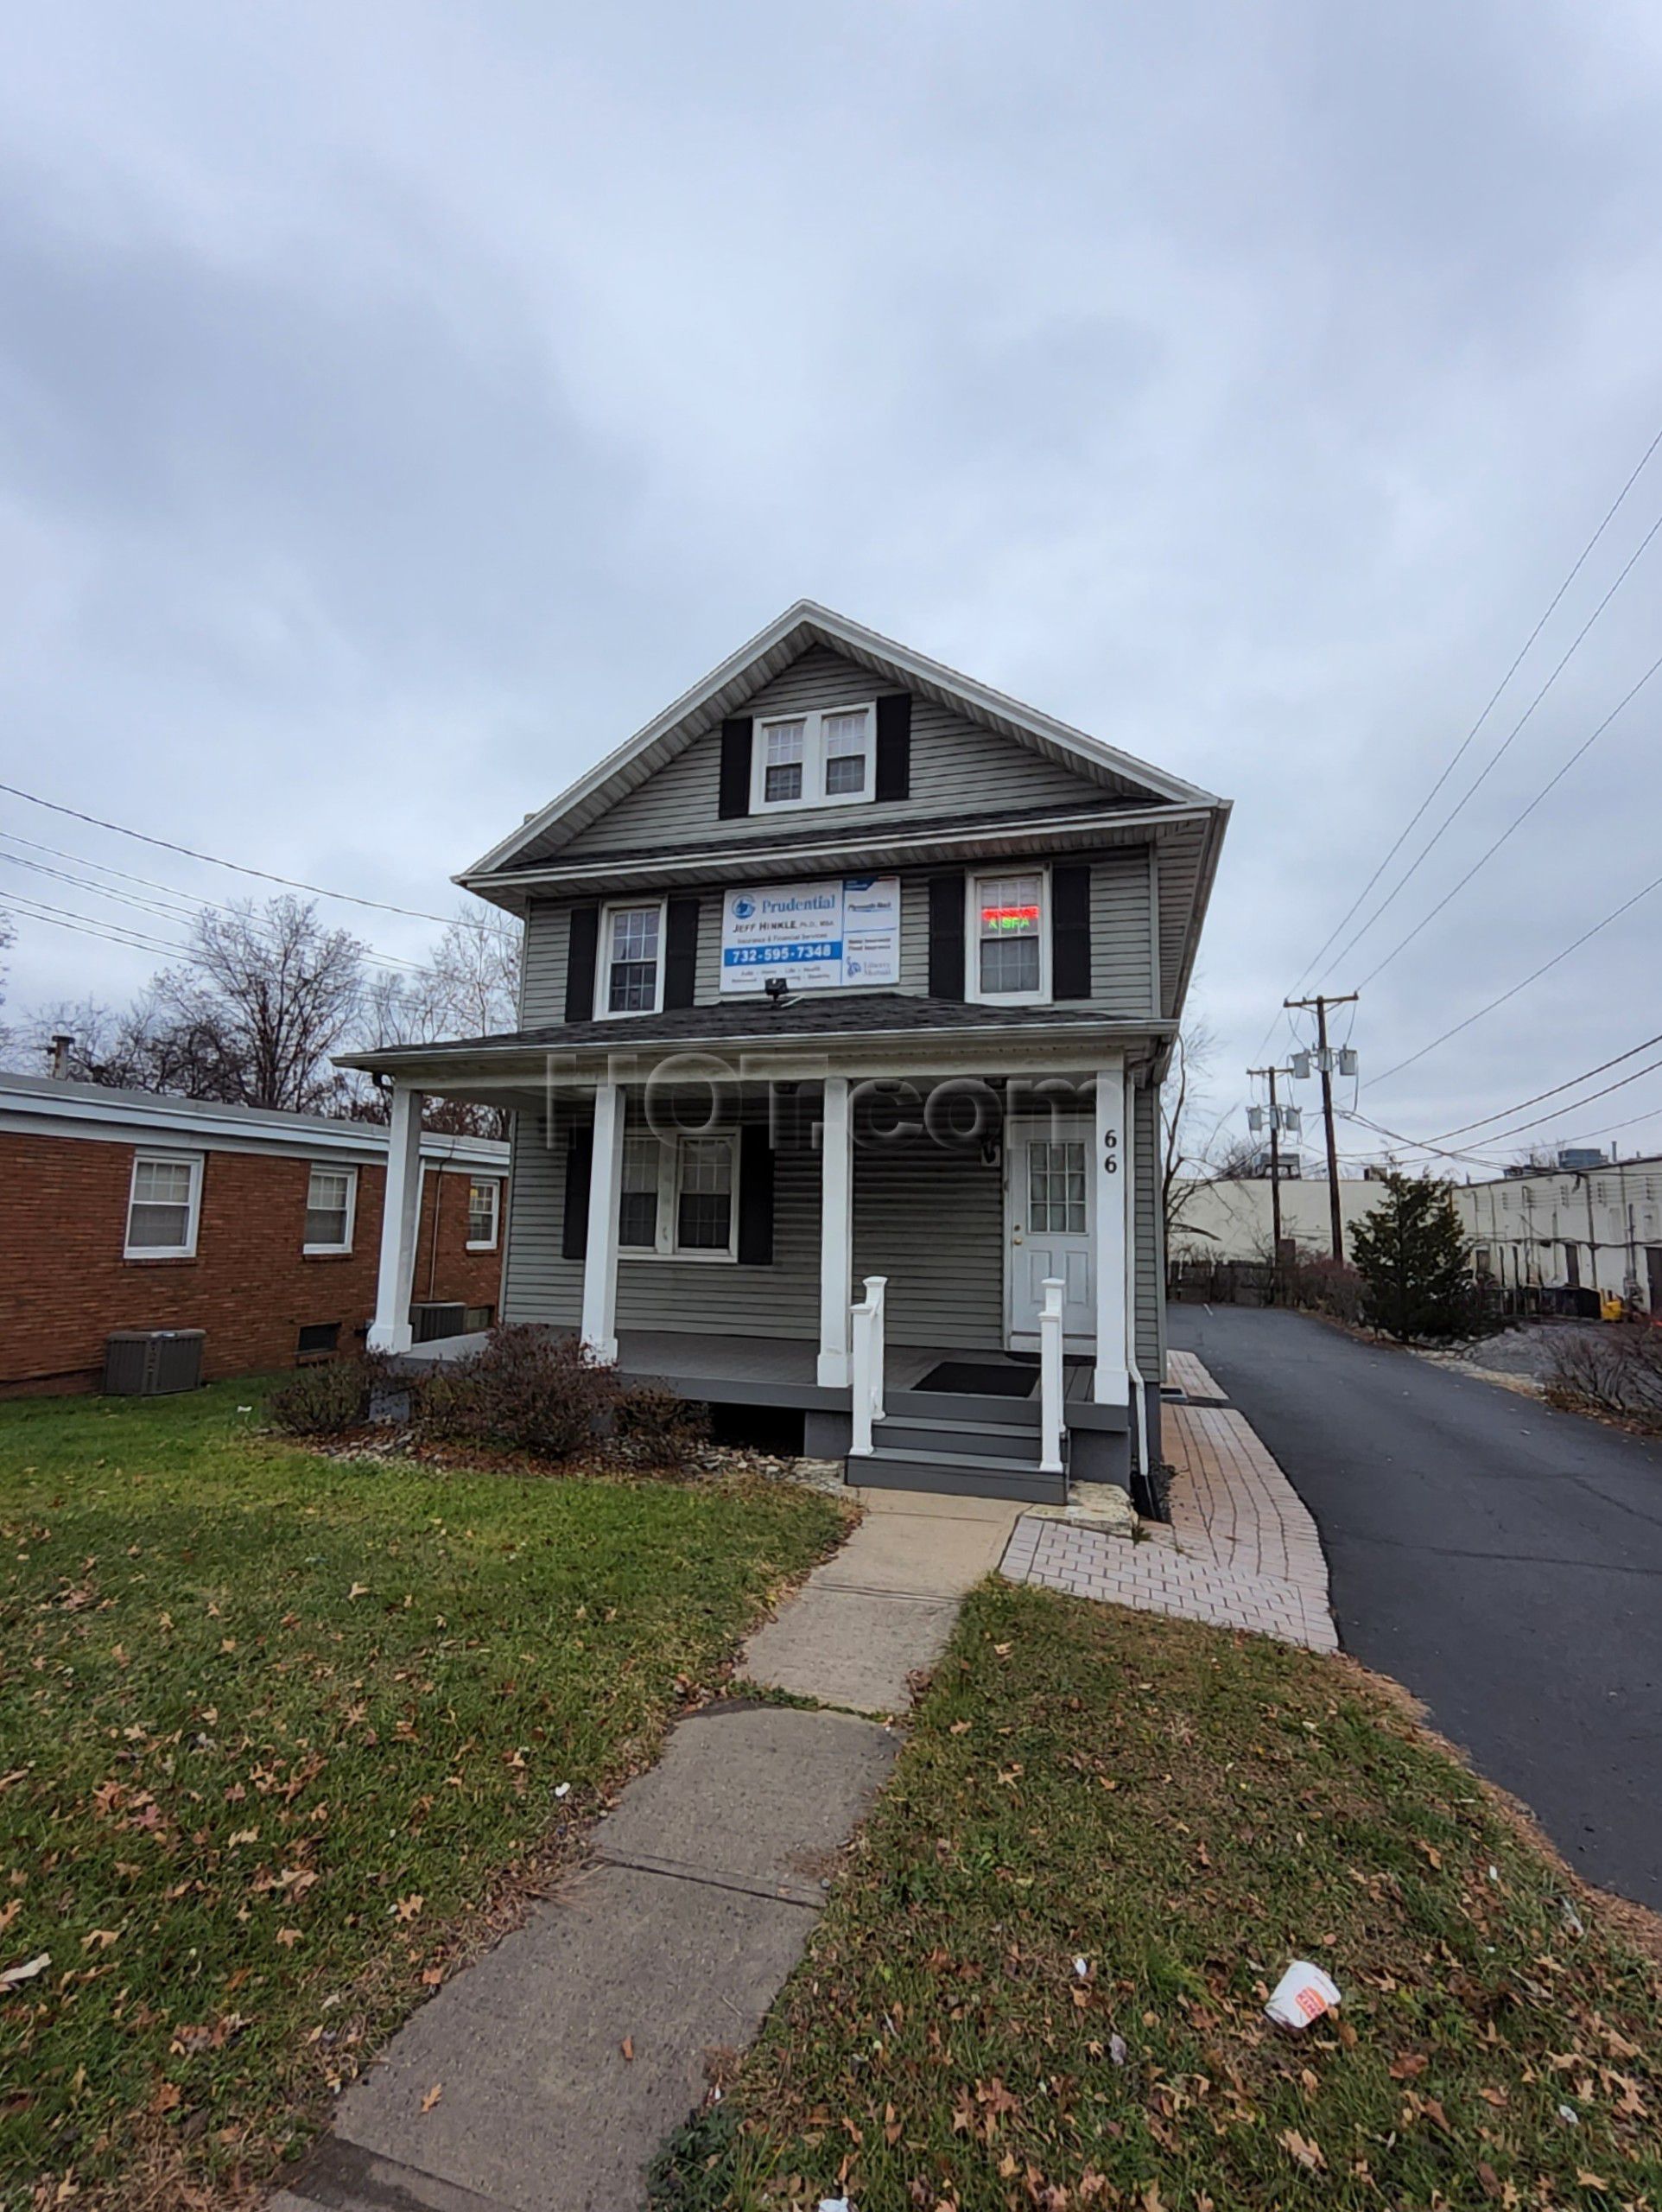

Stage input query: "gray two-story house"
[{"left": 346, "top": 603, "right": 1228, "bottom": 1503}]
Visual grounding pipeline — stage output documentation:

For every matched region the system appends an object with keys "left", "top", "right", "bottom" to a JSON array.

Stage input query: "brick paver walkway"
[{"left": 1001, "top": 1386, "right": 1338, "bottom": 1652}]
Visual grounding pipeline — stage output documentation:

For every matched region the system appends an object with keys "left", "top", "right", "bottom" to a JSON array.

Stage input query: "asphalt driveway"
[{"left": 1168, "top": 1303, "right": 1662, "bottom": 1912}]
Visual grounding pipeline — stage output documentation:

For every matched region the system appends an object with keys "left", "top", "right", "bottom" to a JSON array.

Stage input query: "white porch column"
[
  {"left": 368, "top": 1084, "right": 424, "bottom": 1353},
  {"left": 817, "top": 1075, "right": 853, "bottom": 1387},
  {"left": 1092, "top": 1064, "right": 1130, "bottom": 1406},
  {"left": 581, "top": 1081, "right": 626, "bottom": 1364}
]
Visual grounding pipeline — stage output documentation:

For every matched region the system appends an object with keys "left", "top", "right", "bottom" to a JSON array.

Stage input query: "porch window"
[
  {"left": 971, "top": 870, "right": 1047, "bottom": 1001},
  {"left": 615, "top": 1134, "right": 737, "bottom": 1258},
  {"left": 303, "top": 1165, "right": 357, "bottom": 1253},
  {"left": 752, "top": 706, "right": 876, "bottom": 812},
  {"left": 618, "top": 1135, "right": 662, "bottom": 1249},
  {"left": 676, "top": 1138, "right": 733, "bottom": 1252},
  {"left": 599, "top": 900, "right": 664, "bottom": 1015}
]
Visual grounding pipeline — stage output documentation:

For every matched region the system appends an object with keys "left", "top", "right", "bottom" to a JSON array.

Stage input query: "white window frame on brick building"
[
  {"left": 466, "top": 1176, "right": 502, "bottom": 1250},
  {"left": 302, "top": 1164, "right": 358, "bottom": 1255},
  {"left": 124, "top": 1152, "right": 203, "bottom": 1259}
]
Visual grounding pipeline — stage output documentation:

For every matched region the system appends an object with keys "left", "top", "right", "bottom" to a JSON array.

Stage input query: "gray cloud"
[{"left": 2, "top": 0, "right": 1660, "bottom": 1168}]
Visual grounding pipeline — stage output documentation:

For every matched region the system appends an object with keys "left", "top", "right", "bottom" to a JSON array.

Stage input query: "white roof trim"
[
  {"left": 465, "top": 601, "right": 1221, "bottom": 880},
  {"left": 0, "top": 1072, "right": 510, "bottom": 1168}
]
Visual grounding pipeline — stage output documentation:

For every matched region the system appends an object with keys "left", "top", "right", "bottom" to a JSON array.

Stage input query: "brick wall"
[{"left": 0, "top": 1131, "right": 506, "bottom": 1394}]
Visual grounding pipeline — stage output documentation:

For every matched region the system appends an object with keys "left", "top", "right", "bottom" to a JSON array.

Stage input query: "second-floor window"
[
  {"left": 599, "top": 900, "right": 665, "bottom": 1015},
  {"left": 970, "top": 870, "right": 1049, "bottom": 1002},
  {"left": 752, "top": 705, "right": 875, "bottom": 813}
]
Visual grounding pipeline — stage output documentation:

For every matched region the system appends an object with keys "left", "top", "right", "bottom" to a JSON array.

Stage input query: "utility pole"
[
  {"left": 1246, "top": 1065, "right": 1293, "bottom": 1263},
  {"left": 1285, "top": 993, "right": 1359, "bottom": 1262}
]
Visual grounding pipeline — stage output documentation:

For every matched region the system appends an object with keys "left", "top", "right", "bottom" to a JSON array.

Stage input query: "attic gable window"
[{"left": 752, "top": 705, "right": 876, "bottom": 813}]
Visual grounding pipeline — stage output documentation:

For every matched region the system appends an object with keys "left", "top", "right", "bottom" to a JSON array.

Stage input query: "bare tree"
[
  {"left": 151, "top": 897, "right": 368, "bottom": 1114},
  {"left": 346, "top": 903, "right": 520, "bottom": 1135},
  {"left": 1161, "top": 1020, "right": 1226, "bottom": 1247}
]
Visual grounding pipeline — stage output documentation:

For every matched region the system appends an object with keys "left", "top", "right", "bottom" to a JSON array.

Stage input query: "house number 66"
[{"left": 1103, "top": 1132, "right": 1119, "bottom": 1173}]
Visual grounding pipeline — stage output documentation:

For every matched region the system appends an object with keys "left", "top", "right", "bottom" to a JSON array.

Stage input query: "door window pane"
[{"left": 1027, "top": 1140, "right": 1087, "bottom": 1235}]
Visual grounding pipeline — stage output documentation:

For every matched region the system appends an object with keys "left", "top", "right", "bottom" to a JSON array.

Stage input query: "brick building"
[{"left": 0, "top": 1072, "right": 509, "bottom": 1395}]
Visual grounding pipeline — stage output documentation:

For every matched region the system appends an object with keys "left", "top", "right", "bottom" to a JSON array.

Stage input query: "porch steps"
[{"left": 849, "top": 1389, "right": 1066, "bottom": 1506}]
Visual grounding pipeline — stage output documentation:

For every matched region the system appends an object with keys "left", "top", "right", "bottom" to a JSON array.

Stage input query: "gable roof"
[{"left": 463, "top": 600, "right": 1222, "bottom": 883}]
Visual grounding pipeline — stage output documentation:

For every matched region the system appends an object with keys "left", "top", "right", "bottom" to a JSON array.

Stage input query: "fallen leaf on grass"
[
  {"left": 348, "top": 1584, "right": 369, "bottom": 1602},
  {"left": 394, "top": 1894, "right": 424, "bottom": 1923},
  {"left": 420, "top": 2083, "right": 443, "bottom": 2113},
  {"left": 275, "top": 1929, "right": 302, "bottom": 1949},
  {"left": 1278, "top": 2128, "right": 1326, "bottom": 2171},
  {"left": 2, "top": 1952, "right": 49, "bottom": 1987}
]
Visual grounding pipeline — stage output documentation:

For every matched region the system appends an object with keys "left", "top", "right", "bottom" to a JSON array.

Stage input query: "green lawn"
[
  {"left": 0, "top": 1381, "right": 846, "bottom": 2209},
  {"left": 656, "top": 1582, "right": 1662, "bottom": 2212}
]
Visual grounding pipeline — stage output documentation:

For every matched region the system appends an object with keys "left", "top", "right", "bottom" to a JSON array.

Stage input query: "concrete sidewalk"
[{"left": 272, "top": 1486, "right": 1016, "bottom": 2212}]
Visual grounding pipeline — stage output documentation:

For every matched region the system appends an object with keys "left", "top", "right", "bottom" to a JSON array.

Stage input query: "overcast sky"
[{"left": 3, "top": 0, "right": 1660, "bottom": 1173}]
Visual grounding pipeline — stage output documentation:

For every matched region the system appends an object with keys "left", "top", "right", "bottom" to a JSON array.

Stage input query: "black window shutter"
[
  {"left": 663, "top": 896, "right": 701, "bottom": 1009},
  {"left": 874, "top": 694, "right": 912, "bottom": 802},
  {"left": 561, "top": 1124, "right": 593, "bottom": 1260},
  {"left": 718, "top": 718, "right": 753, "bottom": 819},
  {"left": 565, "top": 906, "right": 599, "bottom": 1022},
  {"left": 928, "top": 871, "right": 966, "bottom": 1000},
  {"left": 1051, "top": 865, "right": 1093, "bottom": 1000},
  {"left": 736, "top": 1122, "right": 775, "bottom": 1264}
]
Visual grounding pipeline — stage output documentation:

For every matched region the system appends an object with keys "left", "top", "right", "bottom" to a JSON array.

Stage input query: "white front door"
[{"left": 1005, "top": 1123, "right": 1094, "bottom": 1346}]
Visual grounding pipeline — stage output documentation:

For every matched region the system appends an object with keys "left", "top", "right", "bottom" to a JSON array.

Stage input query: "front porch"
[{"left": 346, "top": 1007, "right": 1164, "bottom": 1502}]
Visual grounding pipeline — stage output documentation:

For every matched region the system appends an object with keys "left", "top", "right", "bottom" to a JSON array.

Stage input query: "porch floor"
[{"left": 402, "top": 1326, "right": 1101, "bottom": 1412}]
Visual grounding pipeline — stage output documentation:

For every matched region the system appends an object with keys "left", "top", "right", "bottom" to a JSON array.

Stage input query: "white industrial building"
[{"left": 1456, "top": 1156, "right": 1662, "bottom": 1314}]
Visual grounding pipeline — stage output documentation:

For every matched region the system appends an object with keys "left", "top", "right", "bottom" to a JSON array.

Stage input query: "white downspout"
[{"left": 1123, "top": 1067, "right": 1149, "bottom": 1489}]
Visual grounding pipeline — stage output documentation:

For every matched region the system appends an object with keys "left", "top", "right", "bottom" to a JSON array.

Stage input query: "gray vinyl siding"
[
  {"left": 520, "top": 853, "right": 1152, "bottom": 1027},
  {"left": 501, "top": 1095, "right": 821, "bottom": 1341},
  {"left": 557, "top": 645, "right": 1111, "bottom": 858},
  {"left": 853, "top": 1143, "right": 1004, "bottom": 1350},
  {"left": 501, "top": 1080, "right": 1160, "bottom": 1368}
]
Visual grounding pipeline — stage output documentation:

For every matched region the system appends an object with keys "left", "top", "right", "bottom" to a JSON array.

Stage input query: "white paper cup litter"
[{"left": 1265, "top": 1960, "right": 1342, "bottom": 2029}]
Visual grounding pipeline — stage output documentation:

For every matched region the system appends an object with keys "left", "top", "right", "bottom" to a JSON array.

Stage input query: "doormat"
[{"left": 915, "top": 1361, "right": 1038, "bottom": 1398}]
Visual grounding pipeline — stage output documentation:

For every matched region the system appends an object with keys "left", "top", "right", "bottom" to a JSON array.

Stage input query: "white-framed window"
[
  {"left": 125, "top": 1152, "right": 202, "bottom": 1259},
  {"left": 751, "top": 704, "right": 876, "bottom": 813},
  {"left": 967, "top": 868, "right": 1050, "bottom": 1003},
  {"left": 466, "top": 1177, "right": 501, "bottom": 1250},
  {"left": 615, "top": 1134, "right": 738, "bottom": 1260},
  {"left": 596, "top": 899, "right": 666, "bottom": 1017},
  {"left": 303, "top": 1164, "right": 358, "bottom": 1254}
]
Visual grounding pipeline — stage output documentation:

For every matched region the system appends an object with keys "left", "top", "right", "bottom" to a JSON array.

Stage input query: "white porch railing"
[
  {"left": 848, "top": 1274, "right": 889, "bottom": 1457},
  {"left": 1039, "top": 1277, "right": 1065, "bottom": 1474}
]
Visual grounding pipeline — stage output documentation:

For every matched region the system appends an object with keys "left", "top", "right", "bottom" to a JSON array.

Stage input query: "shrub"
[
  {"left": 1279, "top": 1250, "right": 1365, "bottom": 1324},
  {"left": 420, "top": 1325, "right": 621, "bottom": 1460},
  {"left": 1544, "top": 1324, "right": 1662, "bottom": 1427},
  {"left": 269, "top": 1351, "right": 403, "bottom": 1437},
  {"left": 1350, "top": 1172, "right": 1490, "bottom": 1342},
  {"left": 611, "top": 1382, "right": 710, "bottom": 1469}
]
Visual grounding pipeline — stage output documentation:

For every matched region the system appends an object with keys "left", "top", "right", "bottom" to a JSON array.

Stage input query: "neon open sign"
[{"left": 981, "top": 904, "right": 1040, "bottom": 932}]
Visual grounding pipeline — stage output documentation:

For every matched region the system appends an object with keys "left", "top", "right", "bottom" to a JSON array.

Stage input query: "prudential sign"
[{"left": 720, "top": 876, "right": 901, "bottom": 994}]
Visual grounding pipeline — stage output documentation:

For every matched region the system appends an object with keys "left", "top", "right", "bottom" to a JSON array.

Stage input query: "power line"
[
  {"left": 1356, "top": 644, "right": 1662, "bottom": 988},
  {"left": 1411, "top": 1032, "right": 1662, "bottom": 1141},
  {"left": 1348, "top": 1049, "right": 1662, "bottom": 1160},
  {"left": 2, "top": 893, "right": 193, "bottom": 962},
  {"left": 0, "top": 780, "right": 489, "bottom": 931},
  {"left": 0, "top": 840, "right": 429, "bottom": 976},
  {"left": 1370, "top": 862, "right": 1662, "bottom": 1084},
  {"left": 1316, "top": 505, "right": 1662, "bottom": 984},
  {"left": 1256, "top": 416, "right": 1662, "bottom": 1052}
]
